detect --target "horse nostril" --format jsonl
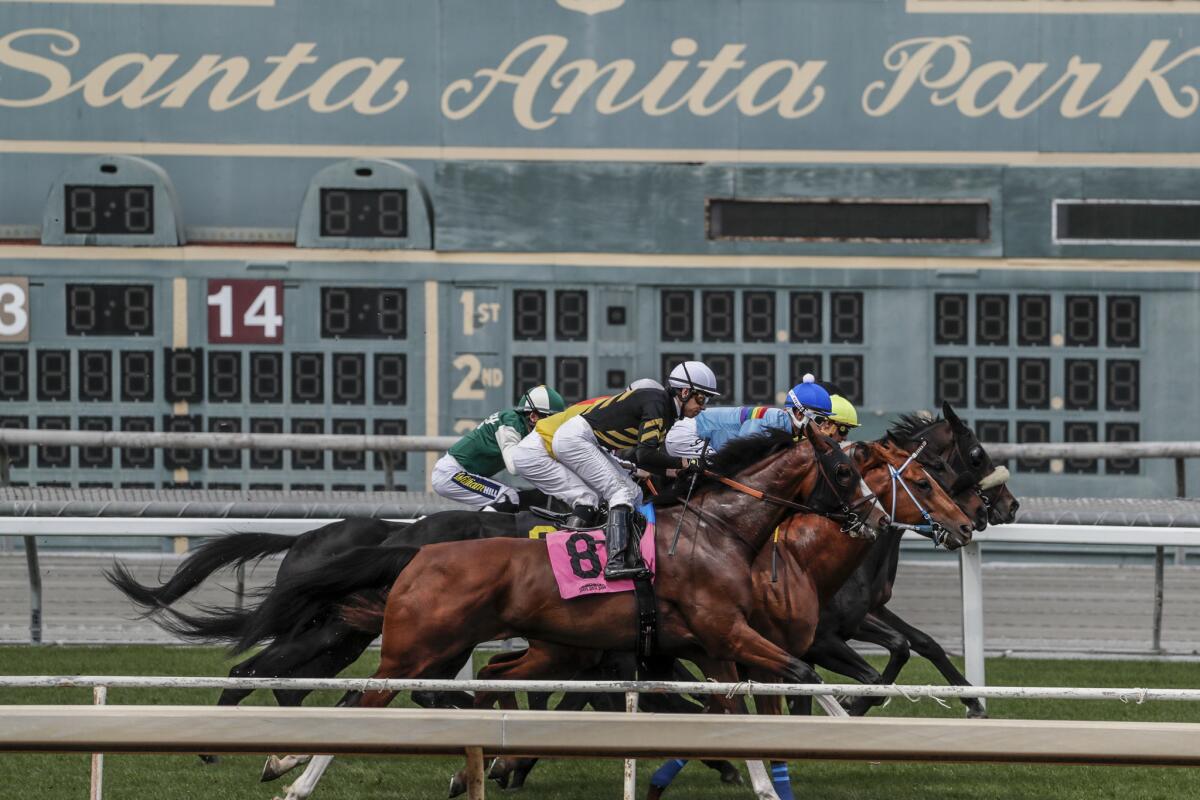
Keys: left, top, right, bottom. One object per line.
{"left": 960, "top": 523, "right": 973, "bottom": 536}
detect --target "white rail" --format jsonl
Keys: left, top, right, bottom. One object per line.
{"left": 960, "top": 522, "right": 1200, "bottom": 701}
{"left": 3, "top": 674, "right": 1199, "bottom": 703}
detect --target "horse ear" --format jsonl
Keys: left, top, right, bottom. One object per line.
{"left": 803, "top": 422, "right": 830, "bottom": 453}
{"left": 942, "top": 401, "right": 966, "bottom": 430}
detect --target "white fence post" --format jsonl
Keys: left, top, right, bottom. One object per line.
{"left": 89, "top": 685, "right": 107, "bottom": 800}
{"left": 959, "top": 540, "right": 986, "bottom": 708}
{"left": 623, "top": 691, "right": 638, "bottom": 800}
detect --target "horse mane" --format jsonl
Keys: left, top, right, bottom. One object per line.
{"left": 699, "top": 427, "right": 798, "bottom": 488}
{"left": 886, "top": 412, "right": 942, "bottom": 447}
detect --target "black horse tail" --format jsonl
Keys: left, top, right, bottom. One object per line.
{"left": 225, "top": 544, "right": 421, "bottom": 654}
{"left": 104, "top": 532, "right": 296, "bottom": 616}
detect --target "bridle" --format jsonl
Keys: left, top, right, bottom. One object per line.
{"left": 701, "top": 439, "right": 879, "bottom": 538}
{"left": 879, "top": 440, "right": 953, "bottom": 549}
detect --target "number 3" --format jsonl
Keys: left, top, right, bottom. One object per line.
{"left": 0, "top": 280, "right": 29, "bottom": 340}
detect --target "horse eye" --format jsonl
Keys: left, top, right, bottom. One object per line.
{"left": 970, "top": 447, "right": 984, "bottom": 466}
{"left": 917, "top": 479, "right": 932, "bottom": 491}
{"left": 835, "top": 464, "right": 853, "bottom": 485}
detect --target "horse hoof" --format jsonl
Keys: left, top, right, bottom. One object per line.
{"left": 448, "top": 774, "right": 467, "bottom": 798}
{"left": 719, "top": 767, "right": 743, "bottom": 785}
{"left": 261, "top": 755, "right": 286, "bottom": 783}
{"left": 967, "top": 708, "right": 989, "bottom": 720}
{"left": 198, "top": 753, "right": 219, "bottom": 765}
{"left": 505, "top": 767, "right": 531, "bottom": 790}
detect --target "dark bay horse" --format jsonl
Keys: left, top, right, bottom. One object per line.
{"left": 802, "top": 403, "right": 1019, "bottom": 719}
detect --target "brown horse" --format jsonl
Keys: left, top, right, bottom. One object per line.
{"left": 273, "top": 426, "right": 893, "bottom": 800}
{"left": 473, "top": 437, "right": 976, "bottom": 794}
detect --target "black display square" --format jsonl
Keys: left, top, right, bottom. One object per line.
{"left": 208, "top": 417, "right": 243, "bottom": 469}
{"left": 162, "top": 415, "right": 202, "bottom": 470}
{"left": 78, "top": 416, "right": 112, "bottom": 468}
{"left": 120, "top": 416, "right": 155, "bottom": 469}
{"left": 373, "top": 419, "right": 408, "bottom": 471}
{"left": 1016, "top": 420, "right": 1050, "bottom": 473}
{"left": 1063, "top": 421, "right": 1098, "bottom": 474}
{"left": 606, "top": 306, "right": 627, "bottom": 326}
{"left": 319, "top": 188, "right": 406, "bottom": 238}
{"left": 333, "top": 419, "right": 366, "bottom": 471}
{"left": 0, "top": 416, "right": 28, "bottom": 468}
{"left": 0, "top": 350, "right": 28, "bottom": 401}
{"left": 64, "top": 185, "right": 154, "bottom": 235}
{"left": 37, "top": 350, "right": 71, "bottom": 402}
{"left": 291, "top": 418, "right": 325, "bottom": 470}
{"left": 250, "top": 418, "right": 283, "bottom": 469}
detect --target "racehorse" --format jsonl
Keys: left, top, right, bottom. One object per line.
{"left": 264, "top": 426, "right": 899, "bottom": 800}
{"left": 456, "top": 436, "right": 978, "bottom": 798}
{"left": 800, "top": 403, "right": 1019, "bottom": 720}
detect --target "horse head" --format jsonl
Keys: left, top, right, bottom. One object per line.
{"left": 862, "top": 439, "right": 976, "bottom": 549}
{"left": 803, "top": 424, "right": 891, "bottom": 539}
{"left": 942, "top": 402, "right": 1020, "bottom": 525}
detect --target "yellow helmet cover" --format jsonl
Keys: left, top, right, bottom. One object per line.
{"left": 828, "top": 394, "right": 860, "bottom": 427}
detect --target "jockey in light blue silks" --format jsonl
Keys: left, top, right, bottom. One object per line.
{"left": 665, "top": 374, "right": 835, "bottom": 459}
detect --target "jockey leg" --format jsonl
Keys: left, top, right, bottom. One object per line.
{"left": 430, "top": 454, "right": 519, "bottom": 509}
{"left": 510, "top": 431, "right": 601, "bottom": 523}
{"left": 552, "top": 417, "right": 646, "bottom": 579}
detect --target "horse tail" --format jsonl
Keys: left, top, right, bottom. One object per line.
{"left": 104, "top": 532, "right": 296, "bottom": 615}
{"left": 227, "top": 545, "right": 422, "bottom": 654}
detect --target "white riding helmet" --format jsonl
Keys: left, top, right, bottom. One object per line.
{"left": 667, "top": 361, "right": 721, "bottom": 397}
{"left": 628, "top": 378, "right": 665, "bottom": 391}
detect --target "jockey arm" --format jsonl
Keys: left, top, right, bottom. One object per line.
{"left": 495, "top": 424, "right": 524, "bottom": 474}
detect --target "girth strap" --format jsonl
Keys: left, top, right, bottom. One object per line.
{"left": 633, "top": 574, "right": 657, "bottom": 671}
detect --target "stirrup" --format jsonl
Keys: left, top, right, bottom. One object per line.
{"left": 530, "top": 506, "right": 602, "bottom": 530}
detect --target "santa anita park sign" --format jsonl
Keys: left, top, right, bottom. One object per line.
{"left": 0, "top": 0, "right": 1197, "bottom": 155}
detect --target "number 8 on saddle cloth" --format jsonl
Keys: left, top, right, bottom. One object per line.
{"left": 546, "top": 503, "right": 657, "bottom": 600}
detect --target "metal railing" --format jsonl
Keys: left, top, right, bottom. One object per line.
{"left": 1, "top": 430, "right": 1198, "bottom": 652}
{"left": 7, "top": 675, "right": 1200, "bottom": 800}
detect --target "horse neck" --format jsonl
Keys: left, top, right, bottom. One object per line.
{"left": 699, "top": 442, "right": 819, "bottom": 559}
{"left": 781, "top": 518, "right": 873, "bottom": 605}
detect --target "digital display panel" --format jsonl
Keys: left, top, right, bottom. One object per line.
{"left": 1017, "top": 295, "right": 1051, "bottom": 347}
{"left": 78, "top": 350, "right": 112, "bottom": 402}
{"left": 319, "top": 188, "right": 406, "bottom": 238}
{"left": 119, "top": 416, "right": 155, "bottom": 470}
{"left": 702, "top": 291, "right": 735, "bottom": 343}
{"left": 249, "top": 352, "right": 284, "bottom": 403}
{"left": 1065, "top": 295, "right": 1100, "bottom": 347}
{"left": 555, "top": 356, "right": 588, "bottom": 403}
{"left": 934, "top": 294, "right": 968, "bottom": 345}
{"left": 333, "top": 353, "right": 366, "bottom": 405}
{"left": 789, "top": 292, "right": 821, "bottom": 343}
{"left": 120, "top": 351, "right": 154, "bottom": 403}
{"left": 37, "top": 350, "right": 70, "bottom": 402}
{"left": 513, "top": 290, "right": 547, "bottom": 341}
{"left": 742, "top": 292, "right": 775, "bottom": 343}
{"left": 830, "top": 355, "right": 864, "bottom": 405}
{"left": 661, "top": 290, "right": 693, "bottom": 342}
{"left": 555, "top": 290, "right": 588, "bottom": 341}
{"left": 830, "top": 293, "right": 863, "bottom": 344}
{"left": 64, "top": 185, "right": 154, "bottom": 235}
{"left": 208, "top": 351, "right": 242, "bottom": 403}
{"left": 975, "top": 294, "right": 1009, "bottom": 346}
{"left": 374, "top": 353, "right": 407, "bottom": 405}
{"left": 320, "top": 288, "right": 406, "bottom": 340}
{"left": 0, "top": 350, "right": 28, "bottom": 401}
{"left": 513, "top": 356, "right": 546, "bottom": 397}
{"left": 935, "top": 356, "right": 968, "bottom": 406}
{"left": 742, "top": 353, "right": 775, "bottom": 404}
{"left": 67, "top": 284, "right": 153, "bottom": 337}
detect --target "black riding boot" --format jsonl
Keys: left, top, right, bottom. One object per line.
{"left": 565, "top": 504, "right": 600, "bottom": 529}
{"left": 604, "top": 504, "right": 647, "bottom": 580}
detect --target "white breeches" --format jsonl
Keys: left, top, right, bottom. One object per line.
{"left": 430, "top": 454, "right": 519, "bottom": 508}
{"left": 552, "top": 415, "right": 642, "bottom": 509}
{"left": 509, "top": 431, "right": 598, "bottom": 508}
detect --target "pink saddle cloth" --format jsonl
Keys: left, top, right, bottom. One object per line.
{"left": 546, "top": 520, "right": 657, "bottom": 600}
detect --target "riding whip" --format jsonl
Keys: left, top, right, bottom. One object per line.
{"left": 669, "top": 440, "right": 709, "bottom": 556}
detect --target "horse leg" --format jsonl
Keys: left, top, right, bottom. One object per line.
{"left": 258, "top": 622, "right": 376, "bottom": 782}
{"left": 800, "top": 633, "right": 885, "bottom": 717}
{"left": 841, "top": 615, "right": 911, "bottom": 715}
{"left": 872, "top": 606, "right": 987, "bottom": 718}
{"left": 451, "top": 644, "right": 599, "bottom": 797}
{"left": 198, "top": 651, "right": 264, "bottom": 764}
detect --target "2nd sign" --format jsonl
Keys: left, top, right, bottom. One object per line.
{"left": 206, "top": 280, "right": 284, "bottom": 344}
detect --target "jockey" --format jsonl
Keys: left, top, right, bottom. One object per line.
{"left": 827, "top": 392, "right": 862, "bottom": 443}
{"left": 508, "top": 380, "right": 666, "bottom": 529}
{"left": 430, "top": 385, "right": 566, "bottom": 511}
{"left": 555, "top": 361, "right": 720, "bottom": 580}
{"left": 664, "top": 373, "right": 834, "bottom": 458}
